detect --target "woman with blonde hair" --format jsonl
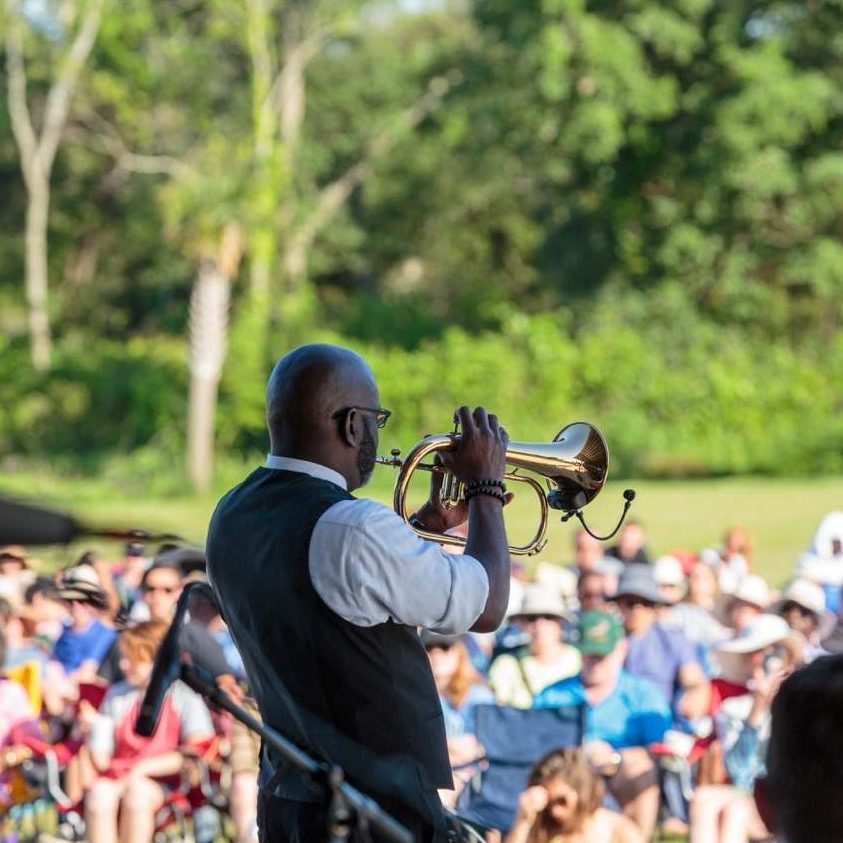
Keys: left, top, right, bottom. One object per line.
{"left": 507, "top": 748, "right": 642, "bottom": 843}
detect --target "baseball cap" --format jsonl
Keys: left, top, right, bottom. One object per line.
{"left": 577, "top": 610, "right": 623, "bottom": 656}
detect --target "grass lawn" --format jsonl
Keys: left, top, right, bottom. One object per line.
{"left": 2, "top": 464, "right": 840, "bottom": 586}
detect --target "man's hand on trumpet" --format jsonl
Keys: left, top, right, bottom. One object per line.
{"left": 413, "top": 406, "right": 510, "bottom": 533}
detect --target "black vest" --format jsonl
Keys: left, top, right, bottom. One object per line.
{"left": 206, "top": 468, "right": 451, "bottom": 827}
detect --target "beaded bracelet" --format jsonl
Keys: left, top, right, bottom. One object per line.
{"left": 466, "top": 478, "right": 507, "bottom": 494}
{"left": 464, "top": 487, "right": 506, "bottom": 504}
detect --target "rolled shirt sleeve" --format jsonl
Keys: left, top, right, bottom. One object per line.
{"left": 309, "top": 498, "right": 489, "bottom": 633}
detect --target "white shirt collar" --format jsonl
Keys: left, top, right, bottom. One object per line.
{"left": 264, "top": 454, "right": 348, "bottom": 490}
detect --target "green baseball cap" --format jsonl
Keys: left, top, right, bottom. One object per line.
{"left": 577, "top": 610, "right": 623, "bottom": 656}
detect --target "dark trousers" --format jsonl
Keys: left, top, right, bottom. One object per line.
{"left": 257, "top": 790, "right": 442, "bottom": 843}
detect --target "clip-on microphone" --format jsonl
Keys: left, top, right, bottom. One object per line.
{"left": 554, "top": 488, "right": 637, "bottom": 542}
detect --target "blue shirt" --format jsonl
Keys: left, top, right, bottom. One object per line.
{"left": 625, "top": 623, "right": 699, "bottom": 710}
{"left": 440, "top": 683, "right": 495, "bottom": 738}
{"left": 534, "top": 670, "right": 670, "bottom": 749}
{"left": 53, "top": 620, "right": 117, "bottom": 673}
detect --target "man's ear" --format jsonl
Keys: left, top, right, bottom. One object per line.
{"left": 339, "top": 407, "right": 360, "bottom": 447}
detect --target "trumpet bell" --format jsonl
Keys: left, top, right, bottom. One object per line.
{"left": 379, "top": 420, "right": 610, "bottom": 556}
{"left": 507, "top": 422, "right": 609, "bottom": 513}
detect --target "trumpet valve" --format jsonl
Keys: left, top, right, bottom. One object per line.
{"left": 439, "top": 472, "right": 464, "bottom": 510}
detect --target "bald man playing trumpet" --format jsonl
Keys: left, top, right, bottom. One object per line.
{"left": 207, "top": 343, "right": 511, "bottom": 842}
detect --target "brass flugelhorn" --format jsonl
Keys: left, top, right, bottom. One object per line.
{"left": 376, "top": 422, "right": 610, "bottom": 556}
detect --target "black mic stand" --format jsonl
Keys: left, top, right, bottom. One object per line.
{"left": 179, "top": 662, "right": 414, "bottom": 843}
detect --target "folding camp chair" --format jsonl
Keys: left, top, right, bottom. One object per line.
{"left": 454, "top": 703, "right": 586, "bottom": 834}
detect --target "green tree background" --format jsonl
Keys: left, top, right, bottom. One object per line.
{"left": 2, "top": 0, "right": 842, "bottom": 490}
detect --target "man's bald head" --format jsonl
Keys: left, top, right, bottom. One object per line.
{"left": 266, "top": 344, "right": 379, "bottom": 463}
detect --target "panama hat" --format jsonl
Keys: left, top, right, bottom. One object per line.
{"left": 715, "top": 614, "right": 790, "bottom": 654}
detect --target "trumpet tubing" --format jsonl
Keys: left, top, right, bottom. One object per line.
{"left": 376, "top": 422, "right": 609, "bottom": 556}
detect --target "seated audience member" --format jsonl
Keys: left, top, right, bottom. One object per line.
{"left": 83, "top": 621, "right": 215, "bottom": 843}
{"left": 764, "top": 654, "right": 843, "bottom": 843}
{"left": 0, "top": 546, "right": 36, "bottom": 607}
{"left": 771, "top": 578, "right": 827, "bottom": 661}
{"left": 110, "top": 542, "right": 149, "bottom": 615}
{"left": 794, "top": 511, "right": 843, "bottom": 611}
{"left": 819, "top": 585, "right": 843, "bottom": 656}
{"left": 577, "top": 570, "right": 609, "bottom": 615}
{"left": 53, "top": 566, "right": 116, "bottom": 682}
{"left": 489, "top": 585, "right": 580, "bottom": 708}
{"left": 506, "top": 747, "right": 642, "bottom": 843}
{"left": 568, "top": 530, "right": 622, "bottom": 598}
{"left": 723, "top": 575, "right": 769, "bottom": 633}
{"left": 22, "top": 576, "right": 68, "bottom": 646}
{"left": 186, "top": 577, "right": 258, "bottom": 843}
{"left": 0, "top": 633, "right": 42, "bottom": 806}
{"left": 605, "top": 521, "right": 650, "bottom": 567}
{"left": 99, "top": 562, "right": 232, "bottom": 689}
{"left": 661, "top": 560, "right": 730, "bottom": 667}
{"left": 535, "top": 610, "right": 670, "bottom": 840}
{"left": 653, "top": 555, "right": 687, "bottom": 608}
{"left": 613, "top": 565, "right": 709, "bottom": 720}
{"left": 186, "top": 577, "right": 246, "bottom": 680}
{"left": 691, "top": 614, "right": 803, "bottom": 843}
{"left": 0, "top": 594, "right": 69, "bottom": 716}
{"left": 423, "top": 632, "right": 493, "bottom": 772}
{"left": 702, "top": 527, "right": 753, "bottom": 595}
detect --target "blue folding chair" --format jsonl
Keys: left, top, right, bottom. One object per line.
{"left": 454, "top": 703, "right": 586, "bottom": 834}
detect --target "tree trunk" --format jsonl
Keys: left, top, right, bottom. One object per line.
{"left": 25, "top": 175, "right": 52, "bottom": 371}
{"left": 187, "top": 258, "right": 232, "bottom": 494}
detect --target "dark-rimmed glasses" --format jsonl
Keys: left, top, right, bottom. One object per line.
{"left": 331, "top": 406, "right": 392, "bottom": 429}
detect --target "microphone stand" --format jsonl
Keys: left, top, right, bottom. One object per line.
{"left": 137, "top": 584, "right": 413, "bottom": 843}
{"left": 179, "top": 662, "right": 414, "bottom": 843}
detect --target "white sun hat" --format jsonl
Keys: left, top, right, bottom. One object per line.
{"left": 771, "top": 578, "right": 826, "bottom": 618}
{"left": 715, "top": 613, "right": 790, "bottom": 654}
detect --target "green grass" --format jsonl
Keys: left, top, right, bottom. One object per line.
{"left": 3, "top": 464, "right": 841, "bottom": 586}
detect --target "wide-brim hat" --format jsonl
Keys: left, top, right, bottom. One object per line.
{"left": 612, "top": 563, "right": 665, "bottom": 605}
{"left": 511, "top": 584, "right": 567, "bottom": 620}
{"left": 771, "top": 578, "right": 826, "bottom": 618}
{"left": 729, "top": 574, "right": 770, "bottom": 611}
{"left": 715, "top": 614, "right": 790, "bottom": 654}
{"left": 0, "top": 545, "right": 29, "bottom": 568}
{"left": 57, "top": 565, "right": 108, "bottom": 609}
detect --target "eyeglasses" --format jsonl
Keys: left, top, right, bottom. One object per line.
{"left": 331, "top": 406, "right": 392, "bottom": 429}
{"left": 615, "top": 596, "right": 655, "bottom": 610}
{"left": 143, "top": 584, "right": 179, "bottom": 595}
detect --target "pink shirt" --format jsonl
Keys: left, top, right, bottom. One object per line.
{"left": 0, "top": 679, "right": 39, "bottom": 748}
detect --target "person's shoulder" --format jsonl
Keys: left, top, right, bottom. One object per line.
{"left": 617, "top": 670, "right": 667, "bottom": 705}
{"left": 534, "top": 674, "right": 582, "bottom": 707}
{"left": 318, "top": 496, "right": 394, "bottom": 527}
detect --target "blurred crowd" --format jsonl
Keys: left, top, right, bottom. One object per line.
{"left": 1, "top": 511, "right": 843, "bottom": 842}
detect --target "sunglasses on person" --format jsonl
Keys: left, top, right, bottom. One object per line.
{"left": 615, "top": 596, "right": 656, "bottom": 610}
{"left": 523, "top": 614, "right": 562, "bottom": 623}
{"left": 331, "top": 406, "right": 392, "bottom": 429}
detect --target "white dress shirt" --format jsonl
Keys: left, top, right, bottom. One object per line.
{"left": 265, "top": 455, "right": 490, "bottom": 633}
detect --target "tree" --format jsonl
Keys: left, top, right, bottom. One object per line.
{"left": 4, "top": 0, "right": 107, "bottom": 370}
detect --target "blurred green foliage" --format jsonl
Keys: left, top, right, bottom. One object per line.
{"left": 2, "top": 0, "right": 843, "bottom": 484}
